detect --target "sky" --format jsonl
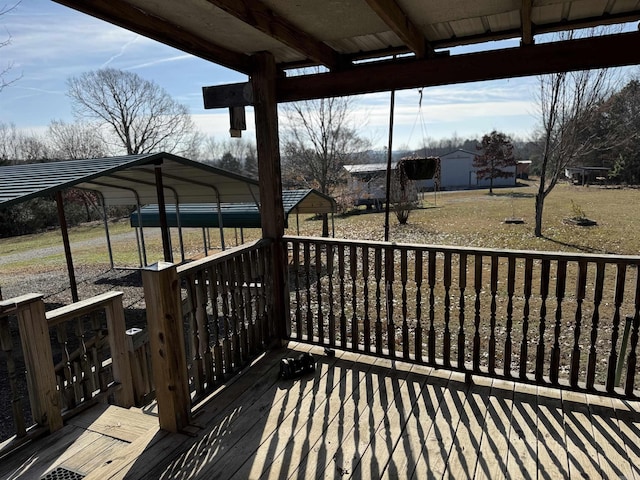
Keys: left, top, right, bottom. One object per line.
{"left": 0, "top": 0, "right": 545, "bottom": 152}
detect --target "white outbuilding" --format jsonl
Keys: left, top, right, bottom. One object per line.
{"left": 417, "top": 149, "right": 517, "bottom": 191}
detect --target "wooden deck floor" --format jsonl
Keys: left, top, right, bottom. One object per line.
{"left": 3, "top": 342, "right": 640, "bottom": 479}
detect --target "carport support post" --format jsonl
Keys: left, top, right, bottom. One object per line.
{"left": 253, "top": 51, "right": 289, "bottom": 343}
{"left": 56, "top": 191, "right": 79, "bottom": 302}
{"left": 154, "top": 165, "right": 173, "bottom": 262}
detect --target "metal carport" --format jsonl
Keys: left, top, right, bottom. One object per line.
{"left": 0, "top": 152, "right": 261, "bottom": 300}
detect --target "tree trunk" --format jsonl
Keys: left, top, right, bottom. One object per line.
{"left": 535, "top": 191, "right": 545, "bottom": 237}
{"left": 321, "top": 213, "right": 329, "bottom": 237}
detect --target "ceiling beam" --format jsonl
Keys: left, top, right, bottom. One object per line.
{"left": 521, "top": 0, "right": 534, "bottom": 45}
{"left": 364, "top": 0, "right": 431, "bottom": 58}
{"left": 276, "top": 31, "right": 640, "bottom": 102}
{"left": 53, "top": 0, "right": 252, "bottom": 74}
{"left": 205, "top": 0, "right": 342, "bottom": 70}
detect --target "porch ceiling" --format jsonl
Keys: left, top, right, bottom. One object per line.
{"left": 0, "top": 152, "right": 260, "bottom": 208}
{"left": 53, "top": 0, "right": 640, "bottom": 97}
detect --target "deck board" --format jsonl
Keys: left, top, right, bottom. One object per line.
{"left": 474, "top": 379, "right": 515, "bottom": 479}
{"left": 536, "top": 385, "right": 569, "bottom": 480}
{"left": 4, "top": 342, "right": 640, "bottom": 480}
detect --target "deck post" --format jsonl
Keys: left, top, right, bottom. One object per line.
{"left": 142, "top": 262, "right": 191, "bottom": 432}
{"left": 252, "top": 51, "right": 290, "bottom": 342}
{"left": 104, "top": 294, "right": 135, "bottom": 408}
{"left": 12, "top": 294, "right": 64, "bottom": 432}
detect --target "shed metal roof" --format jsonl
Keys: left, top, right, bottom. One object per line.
{"left": 0, "top": 153, "right": 260, "bottom": 209}
{"left": 129, "top": 189, "right": 337, "bottom": 229}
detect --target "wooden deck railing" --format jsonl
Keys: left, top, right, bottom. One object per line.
{"left": 285, "top": 236, "right": 640, "bottom": 399}
{"left": 141, "top": 239, "right": 275, "bottom": 431}
{"left": 177, "top": 239, "right": 274, "bottom": 404}
{"left": 0, "top": 291, "right": 134, "bottom": 449}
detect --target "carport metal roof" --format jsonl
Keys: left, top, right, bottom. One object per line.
{"left": 0, "top": 152, "right": 260, "bottom": 209}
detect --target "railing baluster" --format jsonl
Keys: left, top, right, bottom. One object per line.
{"left": 504, "top": 256, "right": 516, "bottom": 378}
{"left": 385, "top": 246, "right": 396, "bottom": 358}
{"left": 401, "top": 249, "right": 410, "bottom": 360}
{"left": 428, "top": 250, "right": 436, "bottom": 364}
{"left": 625, "top": 267, "right": 640, "bottom": 396}
{"left": 292, "top": 241, "right": 302, "bottom": 339}
{"left": 536, "top": 259, "right": 551, "bottom": 382}
{"left": 228, "top": 259, "right": 241, "bottom": 369}
{"left": 218, "top": 262, "right": 232, "bottom": 375}
{"left": 443, "top": 251, "right": 452, "bottom": 367}
{"left": 242, "top": 251, "right": 254, "bottom": 355}
{"left": 57, "top": 324, "right": 75, "bottom": 408}
{"left": 362, "top": 245, "right": 370, "bottom": 353}
{"left": 327, "top": 243, "right": 336, "bottom": 347}
{"left": 550, "top": 260, "right": 567, "bottom": 384}
{"left": 207, "top": 265, "right": 224, "bottom": 383}
{"left": 0, "top": 315, "right": 26, "bottom": 437}
{"left": 489, "top": 255, "right": 498, "bottom": 375}
{"left": 375, "top": 247, "right": 383, "bottom": 354}
{"left": 519, "top": 258, "right": 533, "bottom": 380}
{"left": 338, "top": 244, "right": 347, "bottom": 348}
{"left": 191, "top": 271, "right": 205, "bottom": 394}
{"left": 606, "top": 263, "right": 627, "bottom": 392}
{"left": 457, "top": 253, "right": 467, "bottom": 369}
{"left": 586, "top": 262, "right": 605, "bottom": 390}
{"left": 235, "top": 255, "right": 248, "bottom": 363}
{"left": 473, "top": 254, "right": 482, "bottom": 372}
{"left": 75, "top": 316, "right": 92, "bottom": 401}
{"left": 570, "top": 260, "right": 588, "bottom": 387}
{"left": 304, "top": 242, "right": 313, "bottom": 341}
{"left": 350, "top": 244, "right": 359, "bottom": 350}
{"left": 316, "top": 242, "right": 324, "bottom": 344}
{"left": 415, "top": 250, "right": 424, "bottom": 363}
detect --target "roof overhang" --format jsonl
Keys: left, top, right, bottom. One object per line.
{"left": 54, "top": 0, "right": 640, "bottom": 93}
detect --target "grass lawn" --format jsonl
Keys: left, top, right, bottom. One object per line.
{"left": 1, "top": 179, "right": 639, "bottom": 275}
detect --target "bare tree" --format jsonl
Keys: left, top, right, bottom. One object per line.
{"left": 474, "top": 130, "right": 515, "bottom": 194}
{"left": 48, "top": 120, "right": 106, "bottom": 160}
{"left": 534, "top": 32, "right": 617, "bottom": 237}
{"left": 67, "top": 68, "right": 198, "bottom": 155}
{"left": 282, "top": 96, "right": 370, "bottom": 236}
{"left": 0, "top": 3, "right": 20, "bottom": 94}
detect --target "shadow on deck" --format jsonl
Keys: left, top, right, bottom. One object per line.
{"left": 3, "top": 342, "right": 640, "bottom": 479}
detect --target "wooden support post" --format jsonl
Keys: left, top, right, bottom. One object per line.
{"left": 252, "top": 51, "right": 289, "bottom": 342}
{"left": 142, "top": 262, "right": 190, "bottom": 432}
{"left": 104, "top": 294, "right": 135, "bottom": 408}
{"left": 13, "top": 294, "right": 64, "bottom": 432}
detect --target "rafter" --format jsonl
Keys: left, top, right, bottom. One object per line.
{"left": 53, "top": 0, "right": 252, "bottom": 74}
{"left": 521, "top": 0, "right": 534, "bottom": 45}
{"left": 205, "top": 0, "right": 341, "bottom": 70}
{"left": 365, "top": 0, "right": 431, "bottom": 58}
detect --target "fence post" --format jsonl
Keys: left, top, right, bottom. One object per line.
{"left": 104, "top": 294, "right": 135, "bottom": 408}
{"left": 142, "top": 262, "right": 190, "bottom": 432}
{"left": 13, "top": 294, "right": 63, "bottom": 432}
